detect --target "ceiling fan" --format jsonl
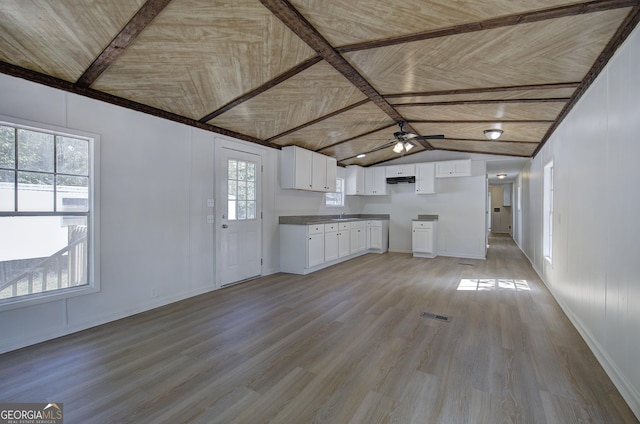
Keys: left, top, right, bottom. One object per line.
{"left": 374, "top": 121, "right": 445, "bottom": 154}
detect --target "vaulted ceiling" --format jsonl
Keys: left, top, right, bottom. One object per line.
{"left": 1, "top": 0, "right": 638, "bottom": 166}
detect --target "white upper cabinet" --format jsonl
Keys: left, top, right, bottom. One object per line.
{"left": 364, "top": 167, "right": 387, "bottom": 195}
{"left": 435, "top": 159, "right": 471, "bottom": 178}
{"left": 345, "top": 165, "right": 365, "bottom": 195}
{"left": 281, "top": 145, "right": 337, "bottom": 192}
{"left": 385, "top": 164, "right": 415, "bottom": 178}
{"left": 415, "top": 162, "right": 435, "bottom": 194}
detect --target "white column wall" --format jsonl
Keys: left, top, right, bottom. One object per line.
{"left": 520, "top": 25, "right": 640, "bottom": 418}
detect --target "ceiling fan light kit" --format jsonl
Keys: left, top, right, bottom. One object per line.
{"left": 484, "top": 129, "right": 504, "bottom": 140}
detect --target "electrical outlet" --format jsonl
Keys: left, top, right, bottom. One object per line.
{"left": 207, "top": 215, "right": 214, "bottom": 224}
{"left": 207, "top": 198, "right": 214, "bottom": 208}
{"left": 151, "top": 288, "right": 159, "bottom": 298}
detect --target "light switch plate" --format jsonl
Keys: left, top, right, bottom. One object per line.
{"left": 207, "top": 199, "right": 214, "bottom": 208}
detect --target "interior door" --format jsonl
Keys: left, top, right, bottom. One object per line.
{"left": 217, "top": 147, "right": 262, "bottom": 286}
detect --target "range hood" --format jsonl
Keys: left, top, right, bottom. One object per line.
{"left": 386, "top": 176, "right": 415, "bottom": 184}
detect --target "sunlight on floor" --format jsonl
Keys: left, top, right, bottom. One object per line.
{"left": 457, "top": 278, "right": 530, "bottom": 291}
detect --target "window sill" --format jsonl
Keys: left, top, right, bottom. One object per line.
{"left": 0, "top": 283, "right": 100, "bottom": 312}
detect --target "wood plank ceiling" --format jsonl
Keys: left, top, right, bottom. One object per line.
{"left": 1, "top": 0, "right": 639, "bottom": 166}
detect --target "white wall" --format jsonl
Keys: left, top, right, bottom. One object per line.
{"left": 519, "top": 25, "right": 640, "bottom": 418}
{"left": 0, "top": 74, "right": 220, "bottom": 353}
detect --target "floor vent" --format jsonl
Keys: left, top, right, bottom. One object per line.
{"left": 420, "top": 312, "right": 451, "bottom": 322}
{"left": 458, "top": 262, "right": 475, "bottom": 266}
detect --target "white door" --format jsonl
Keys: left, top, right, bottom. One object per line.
{"left": 217, "top": 147, "right": 262, "bottom": 286}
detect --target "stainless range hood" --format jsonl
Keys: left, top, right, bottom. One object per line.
{"left": 386, "top": 176, "right": 415, "bottom": 184}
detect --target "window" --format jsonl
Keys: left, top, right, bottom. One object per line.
{"left": 325, "top": 178, "right": 344, "bottom": 207}
{"left": 543, "top": 161, "right": 554, "bottom": 262}
{"left": 227, "top": 159, "right": 256, "bottom": 220}
{"left": 0, "top": 119, "right": 97, "bottom": 308}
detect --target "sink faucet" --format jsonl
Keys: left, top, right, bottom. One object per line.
{"left": 340, "top": 212, "right": 345, "bottom": 218}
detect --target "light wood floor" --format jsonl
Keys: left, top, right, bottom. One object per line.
{"left": 0, "top": 235, "right": 637, "bottom": 423}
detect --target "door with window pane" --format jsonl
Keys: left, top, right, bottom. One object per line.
{"left": 217, "top": 147, "right": 261, "bottom": 286}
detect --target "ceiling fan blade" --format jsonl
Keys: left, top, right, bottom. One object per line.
{"left": 414, "top": 134, "right": 445, "bottom": 140}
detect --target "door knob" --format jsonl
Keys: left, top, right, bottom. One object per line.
{"left": 222, "top": 224, "right": 228, "bottom": 229}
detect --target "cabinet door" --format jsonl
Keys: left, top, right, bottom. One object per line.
{"left": 350, "top": 227, "right": 366, "bottom": 253}
{"left": 324, "top": 231, "right": 339, "bottom": 262}
{"left": 294, "top": 147, "right": 313, "bottom": 189}
{"left": 311, "top": 153, "right": 327, "bottom": 192}
{"left": 369, "top": 226, "right": 382, "bottom": 249}
{"left": 386, "top": 164, "right": 415, "bottom": 177}
{"left": 365, "top": 167, "right": 387, "bottom": 195}
{"left": 345, "top": 165, "right": 364, "bottom": 195}
{"left": 415, "top": 162, "right": 435, "bottom": 194}
{"left": 325, "top": 156, "right": 337, "bottom": 192}
{"left": 308, "top": 233, "right": 325, "bottom": 267}
{"left": 338, "top": 231, "right": 350, "bottom": 257}
{"left": 412, "top": 228, "right": 433, "bottom": 253}
{"left": 435, "top": 159, "right": 471, "bottom": 178}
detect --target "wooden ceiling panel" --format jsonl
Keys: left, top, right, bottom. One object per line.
{"left": 290, "top": 0, "right": 586, "bottom": 47}
{"left": 409, "top": 122, "right": 551, "bottom": 143}
{"left": 271, "top": 102, "right": 393, "bottom": 151}
{"left": 429, "top": 139, "right": 538, "bottom": 156}
{"left": 207, "top": 61, "right": 368, "bottom": 139}
{"left": 397, "top": 102, "right": 567, "bottom": 122}
{"left": 92, "top": 0, "right": 317, "bottom": 120}
{"left": 2, "top": 1, "right": 637, "bottom": 162}
{"left": 344, "top": 9, "right": 631, "bottom": 95}
{"left": 0, "top": 0, "right": 145, "bottom": 82}
{"left": 388, "top": 87, "right": 577, "bottom": 104}
{"left": 322, "top": 128, "right": 398, "bottom": 161}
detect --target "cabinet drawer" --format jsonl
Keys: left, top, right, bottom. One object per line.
{"left": 324, "top": 223, "right": 338, "bottom": 232}
{"left": 412, "top": 221, "right": 433, "bottom": 229}
{"left": 339, "top": 222, "right": 350, "bottom": 230}
{"left": 367, "top": 220, "right": 382, "bottom": 227}
{"left": 307, "top": 224, "right": 324, "bottom": 235}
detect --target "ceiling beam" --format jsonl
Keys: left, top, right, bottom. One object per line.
{"left": 409, "top": 119, "right": 555, "bottom": 124}
{"left": 391, "top": 98, "right": 569, "bottom": 107}
{"left": 76, "top": 0, "right": 173, "bottom": 87}
{"left": 259, "top": 0, "right": 432, "bottom": 149}
{"left": 383, "top": 82, "right": 580, "bottom": 99}
{"left": 337, "top": 0, "right": 638, "bottom": 53}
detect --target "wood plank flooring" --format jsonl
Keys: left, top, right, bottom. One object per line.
{"left": 0, "top": 234, "right": 637, "bottom": 423}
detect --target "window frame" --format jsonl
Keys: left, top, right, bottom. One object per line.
{"left": 0, "top": 116, "right": 100, "bottom": 311}
{"left": 325, "top": 177, "right": 345, "bottom": 207}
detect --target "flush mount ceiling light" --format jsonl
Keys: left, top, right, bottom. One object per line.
{"left": 356, "top": 153, "right": 366, "bottom": 158}
{"left": 497, "top": 173, "right": 507, "bottom": 179}
{"left": 483, "top": 129, "right": 504, "bottom": 140}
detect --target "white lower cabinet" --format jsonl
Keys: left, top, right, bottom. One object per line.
{"left": 307, "top": 225, "right": 325, "bottom": 267}
{"left": 366, "top": 220, "right": 388, "bottom": 252}
{"left": 412, "top": 220, "right": 437, "bottom": 258}
{"left": 349, "top": 221, "right": 367, "bottom": 254}
{"left": 324, "top": 223, "right": 339, "bottom": 262}
{"left": 280, "top": 219, "right": 388, "bottom": 275}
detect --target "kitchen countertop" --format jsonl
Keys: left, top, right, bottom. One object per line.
{"left": 413, "top": 214, "right": 439, "bottom": 221}
{"left": 279, "top": 214, "right": 390, "bottom": 225}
